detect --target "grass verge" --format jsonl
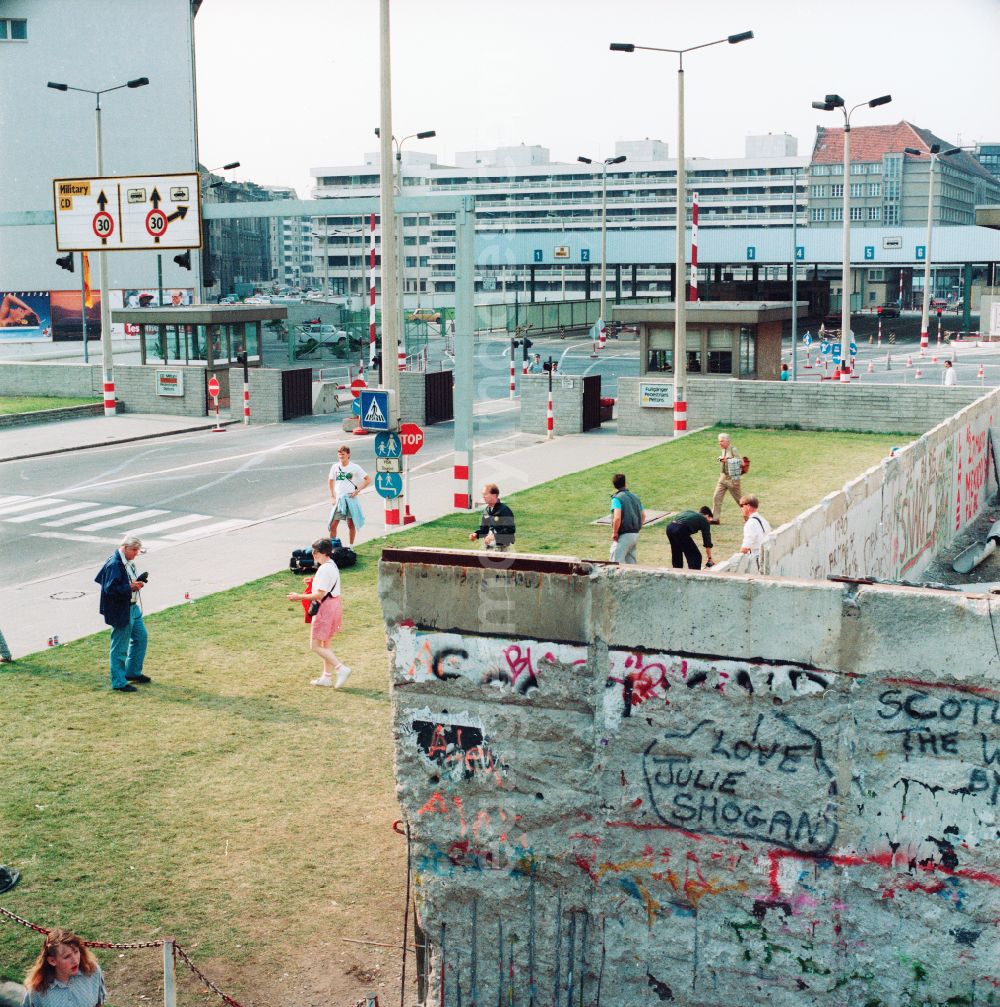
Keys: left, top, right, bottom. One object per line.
{"left": 0, "top": 395, "right": 100, "bottom": 415}
{"left": 0, "top": 426, "right": 905, "bottom": 1005}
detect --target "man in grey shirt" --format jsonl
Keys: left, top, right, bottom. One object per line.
{"left": 610, "top": 473, "right": 645, "bottom": 564}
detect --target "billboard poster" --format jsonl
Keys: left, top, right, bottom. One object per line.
{"left": 0, "top": 291, "right": 51, "bottom": 342}
{"left": 50, "top": 290, "right": 101, "bottom": 342}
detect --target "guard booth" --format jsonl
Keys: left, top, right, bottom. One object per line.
{"left": 110, "top": 304, "right": 286, "bottom": 370}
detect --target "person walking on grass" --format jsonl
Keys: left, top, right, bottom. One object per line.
{"left": 469, "top": 484, "right": 516, "bottom": 551}
{"left": 711, "top": 432, "right": 743, "bottom": 524}
{"left": 95, "top": 533, "right": 151, "bottom": 693}
{"left": 665, "top": 506, "right": 715, "bottom": 570}
{"left": 610, "top": 473, "right": 645, "bottom": 564}
{"left": 287, "top": 538, "right": 352, "bottom": 688}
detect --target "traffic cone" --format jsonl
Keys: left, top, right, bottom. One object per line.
{"left": 906, "top": 355, "right": 913, "bottom": 368}
{"left": 914, "top": 367, "right": 923, "bottom": 380}
{"left": 931, "top": 353, "right": 938, "bottom": 364}
{"left": 978, "top": 363, "right": 985, "bottom": 383}
{"left": 867, "top": 360, "right": 874, "bottom": 374}
{"left": 832, "top": 365, "right": 841, "bottom": 381}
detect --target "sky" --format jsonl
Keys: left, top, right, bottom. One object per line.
{"left": 193, "top": 0, "right": 1000, "bottom": 199}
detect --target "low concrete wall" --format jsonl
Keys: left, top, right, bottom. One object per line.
{"left": 382, "top": 549, "right": 1000, "bottom": 1007}
{"left": 0, "top": 361, "right": 101, "bottom": 397}
{"left": 0, "top": 402, "right": 105, "bottom": 428}
{"left": 520, "top": 373, "right": 585, "bottom": 435}
{"left": 114, "top": 364, "right": 208, "bottom": 417}
{"left": 247, "top": 368, "right": 287, "bottom": 424}
{"left": 400, "top": 370, "right": 426, "bottom": 425}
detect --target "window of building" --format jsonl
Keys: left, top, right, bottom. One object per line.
{"left": 813, "top": 165, "right": 831, "bottom": 176}
{"left": 811, "top": 184, "right": 826, "bottom": 197}
{"left": 868, "top": 269, "right": 885, "bottom": 281}
{"left": 850, "top": 183, "right": 864, "bottom": 197}
{"left": 868, "top": 182, "right": 881, "bottom": 197}
{"left": 811, "top": 208, "right": 826, "bottom": 222}
{"left": 739, "top": 326, "right": 756, "bottom": 377}
{"left": 850, "top": 206, "right": 863, "bottom": 221}
{"left": 868, "top": 206, "right": 880, "bottom": 220}
{"left": 851, "top": 163, "right": 867, "bottom": 174}
{"left": 869, "top": 163, "right": 882, "bottom": 175}
{"left": 831, "top": 183, "right": 843, "bottom": 198}
{"left": 0, "top": 18, "right": 27, "bottom": 39}
{"left": 830, "top": 164, "right": 843, "bottom": 176}
{"left": 831, "top": 207, "right": 843, "bottom": 221}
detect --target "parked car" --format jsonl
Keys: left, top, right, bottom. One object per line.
{"left": 408, "top": 308, "right": 441, "bottom": 323}
{"left": 877, "top": 303, "right": 900, "bottom": 318}
{"left": 301, "top": 323, "right": 350, "bottom": 347}
{"left": 930, "top": 297, "right": 948, "bottom": 309}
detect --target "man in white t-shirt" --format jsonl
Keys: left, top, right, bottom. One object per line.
{"left": 942, "top": 360, "right": 957, "bottom": 386}
{"left": 328, "top": 445, "right": 372, "bottom": 545}
{"left": 738, "top": 494, "right": 772, "bottom": 566}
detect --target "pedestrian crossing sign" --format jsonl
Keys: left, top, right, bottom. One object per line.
{"left": 358, "top": 388, "right": 397, "bottom": 432}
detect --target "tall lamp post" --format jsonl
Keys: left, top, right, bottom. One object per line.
{"left": 47, "top": 76, "right": 149, "bottom": 417}
{"left": 811, "top": 92, "right": 892, "bottom": 381}
{"left": 904, "top": 144, "right": 960, "bottom": 351}
{"left": 578, "top": 154, "right": 626, "bottom": 329}
{"left": 612, "top": 32, "right": 752, "bottom": 432}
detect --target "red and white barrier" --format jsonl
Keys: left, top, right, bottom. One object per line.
{"left": 674, "top": 397, "right": 687, "bottom": 433}
{"left": 509, "top": 357, "right": 516, "bottom": 399}
{"left": 103, "top": 375, "right": 115, "bottom": 417}
{"left": 243, "top": 381, "right": 250, "bottom": 424}
{"left": 398, "top": 348, "right": 406, "bottom": 372}
{"left": 453, "top": 451, "right": 471, "bottom": 510}
{"left": 546, "top": 388, "right": 554, "bottom": 439}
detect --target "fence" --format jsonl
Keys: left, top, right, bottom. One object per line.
{"left": 474, "top": 295, "right": 666, "bottom": 334}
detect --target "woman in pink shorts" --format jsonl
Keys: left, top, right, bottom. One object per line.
{"left": 287, "top": 538, "right": 352, "bottom": 688}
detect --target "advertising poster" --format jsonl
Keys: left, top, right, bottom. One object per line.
{"left": 0, "top": 291, "right": 51, "bottom": 342}
{"left": 50, "top": 290, "right": 101, "bottom": 342}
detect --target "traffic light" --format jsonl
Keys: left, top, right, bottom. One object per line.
{"left": 174, "top": 250, "right": 192, "bottom": 270}
{"left": 523, "top": 337, "right": 533, "bottom": 350}
{"left": 56, "top": 253, "right": 74, "bottom": 273}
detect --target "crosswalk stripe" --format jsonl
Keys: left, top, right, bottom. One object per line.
{"left": 35, "top": 531, "right": 163, "bottom": 546}
{"left": 127, "top": 513, "right": 206, "bottom": 535}
{"left": 164, "top": 518, "right": 250, "bottom": 540}
{"left": 75, "top": 509, "right": 168, "bottom": 531}
{"left": 5, "top": 501, "right": 96, "bottom": 523}
{"left": 43, "top": 503, "right": 134, "bottom": 527}
{"left": 0, "top": 497, "right": 63, "bottom": 516}
{"left": 0, "top": 495, "right": 31, "bottom": 508}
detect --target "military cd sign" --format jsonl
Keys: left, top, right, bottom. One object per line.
{"left": 53, "top": 172, "right": 202, "bottom": 252}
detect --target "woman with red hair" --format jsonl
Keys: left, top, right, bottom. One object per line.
{"left": 22, "top": 929, "right": 105, "bottom": 1006}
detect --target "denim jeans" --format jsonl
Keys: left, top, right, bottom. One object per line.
{"left": 109, "top": 604, "right": 147, "bottom": 689}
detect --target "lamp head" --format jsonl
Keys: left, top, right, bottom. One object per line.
{"left": 222, "top": 161, "right": 240, "bottom": 170}
{"left": 868, "top": 94, "right": 892, "bottom": 108}
{"left": 416, "top": 130, "right": 436, "bottom": 140}
{"left": 811, "top": 101, "right": 834, "bottom": 111}
{"left": 824, "top": 94, "right": 845, "bottom": 107}
{"left": 727, "top": 30, "right": 754, "bottom": 44}
{"left": 127, "top": 77, "right": 149, "bottom": 88}
{"left": 943, "top": 147, "right": 961, "bottom": 156}
{"left": 608, "top": 155, "right": 627, "bottom": 165}
{"left": 929, "top": 143, "right": 941, "bottom": 155}
{"left": 374, "top": 127, "right": 380, "bottom": 137}
{"left": 609, "top": 42, "right": 635, "bottom": 52}
{"left": 903, "top": 147, "right": 922, "bottom": 156}
{"left": 577, "top": 156, "right": 593, "bottom": 165}
{"left": 47, "top": 81, "right": 69, "bottom": 91}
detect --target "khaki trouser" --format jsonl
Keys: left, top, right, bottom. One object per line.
{"left": 712, "top": 474, "right": 742, "bottom": 520}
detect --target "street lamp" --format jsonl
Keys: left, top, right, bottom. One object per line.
{"left": 578, "top": 154, "right": 626, "bottom": 328}
{"left": 47, "top": 76, "right": 149, "bottom": 416}
{"left": 811, "top": 91, "right": 892, "bottom": 381}
{"left": 904, "top": 144, "right": 961, "bottom": 350}
{"left": 612, "top": 31, "right": 753, "bottom": 432}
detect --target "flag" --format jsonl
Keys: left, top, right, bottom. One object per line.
{"left": 82, "top": 253, "right": 93, "bottom": 308}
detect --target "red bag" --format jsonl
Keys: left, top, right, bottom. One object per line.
{"left": 301, "top": 576, "right": 314, "bottom": 623}
{"left": 741, "top": 456, "right": 751, "bottom": 475}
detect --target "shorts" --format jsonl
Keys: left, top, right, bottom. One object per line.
{"left": 310, "top": 595, "right": 343, "bottom": 641}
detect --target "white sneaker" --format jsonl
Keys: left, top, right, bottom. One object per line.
{"left": 334, "top": 665, "right": 353, "bottom": 689}
{"left": 311, "top": 674, "right": 334, "bottom": 687}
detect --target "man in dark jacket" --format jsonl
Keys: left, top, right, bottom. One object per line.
{"left": 468, "top": 483, "right": 516, "bottom": 551}
{"left": 95, "top": 533, "right": 150, "bottom": 693}
{"left": 666, "top": 506, "right": 715, "bottom": 570}
{"left": 610, "top": 473, "right": 645, "bottom": 564}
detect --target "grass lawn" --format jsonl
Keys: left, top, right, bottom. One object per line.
{"left": 0, "top": 395, "right": 100, "bottom": 415}
{"left": 0, "top": 426, "right": 905, "bottom": 1005}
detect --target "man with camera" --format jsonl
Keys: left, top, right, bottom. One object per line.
{"left": 95, "top": 533, "right": 151, "bottom": 693}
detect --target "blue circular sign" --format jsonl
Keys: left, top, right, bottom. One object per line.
{"left": 374, "top": 471, "right": 403, "bottom": 499}
{"left": 352, "top": 397, "right": 362, "bottom": 416}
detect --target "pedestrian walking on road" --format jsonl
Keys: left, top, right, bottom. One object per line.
{"left": 738, "top": 495, "right": 772, "bottom": 567}
{"left": 666, "top": 506, "right": 715, "bottom": 570}
{"left": 711, "top": 432, "right": 743, "bottom": 524}
{"left": 609, "top": 473, "right": 645, "bottom": 564}
{"left": 469, "top": 484, "right": 516, "bottom": 551}
{"left": 95, "top": 533, "right": 150, "bottom": 693}
{"left": 22, "top": 929, "right": 106, "bottom": 1007}
{"left": 328, "top": 445, "right": 371, "bottom": 545}
{"left": 943, "top": 360, "right": 958, "bottom": 386}
{"left": 287, "top": 538, "right": 352, "bottom": 688}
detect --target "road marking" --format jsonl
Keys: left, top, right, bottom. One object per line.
{"left": 0, "top": 497, "right": 63, "bottom": 516}
{"left": 4, "top": 501, "right": 97, "bottom": 523}
{"left": 125, "top": 513, "right": 207, "bottom": 535}
{"left": 0, "top": 495, "right": 31, "bottom": 507}
{"left": 42, "top": 504, "right": 134, "bottom": 527}
{"left": 35, "top": 531, "right": 159, "bottom": 546}
{"left": 75, "top": 508, "right": 169, "bottom": 531}
{"left": 163, "top": 518, "right": 250, "bottom": 540}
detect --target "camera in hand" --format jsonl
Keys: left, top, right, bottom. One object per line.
{"left": 307, "top": 599, "right": 320, "bottom": 617}
{"left": 137, "top": 571, "right": 149, "bottom": 583}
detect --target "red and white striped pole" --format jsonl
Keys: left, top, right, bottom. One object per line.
{"left": 689, "top": 192, "right": 699, "bottom": 301}
{"left": 877, "top": 314, "right": 882, "bottom": 346}
{"left": 674, "top": 399, "right": 687, "bottom": 433}
{"left": 509, "top": 354, "right": 516, "bottom": 398}
{"left": 898, "top": 269, "right": 904, "bottom": 308}
{"left": 453, "top": 450, "right": 471, "bottom": 510}
{"left": 368, "top": 212, "right": 377, "bottom": 366}
{"left": 242, "top": 381, "right": 250, "bottom": 424}
{"left": 103, "top": 374, "right": 116, "bottom": 417}
{"left": 598, "top": 319, "right": 607, "bottom": 352}
{"left": 546, "top": 387, "right": 554, "bottom": 439}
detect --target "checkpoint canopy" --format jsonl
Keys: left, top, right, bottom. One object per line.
{"left": 53, "top": 172, "right": 202, "bottom": 251}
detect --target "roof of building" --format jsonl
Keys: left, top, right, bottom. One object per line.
{"left": 812, "top": 121, "right": 996, "bottom": 184}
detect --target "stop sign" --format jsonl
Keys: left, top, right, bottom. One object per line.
{"left": 399, "top": 422, "right": 424, "bottom": 456}
{"left": 350, "top": 377, "right": 367, "bottom": 399}
{"left": 207, "top": 374, "right": 220, "bottom": 399}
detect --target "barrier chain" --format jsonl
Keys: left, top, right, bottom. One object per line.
{"left": 173, "top": 942, "right": 245, "bottom": 1007}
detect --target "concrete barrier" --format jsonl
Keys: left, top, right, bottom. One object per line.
{"left": 381, "top": 548, "right": 1000, "bottom": 1007}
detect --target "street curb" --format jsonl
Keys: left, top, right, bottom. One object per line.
{"left": 0, "top": 418, "right": 243, "bottom": 463}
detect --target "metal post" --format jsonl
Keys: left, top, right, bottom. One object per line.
{"left": 80, "top": 253, "right": 89, "bottom": 364}
{"left": 791, "top": 166, "right": 799, "bottom": 381}
{"left": 674, "top": 60, "right": 688, "bottom": 429}
{"left": 919, "top": 153, "right": 936, "bottom": 351}
{"left": 163, "top": 939, "right": 176, "bottom": 1007}
{"left": 378, "top": 0, "right": 400, "bottom": 400}
{"left": 599, "top": 163, "right": 608, "bottom": 324}
{"left": 157, "top": 253, "right": 163, "bottom": 307}
{"left": 453, "top": 195, "right": 475, "bottom": 510}
{"left": 840, "top": 122, "right": 851, "bottom": 381}
{"left": 95, "top": 95, "right": 115, "bottom": 416}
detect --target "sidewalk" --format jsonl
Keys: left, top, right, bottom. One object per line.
{"left": 0, "top": 424, "right": 663, "bottom": 657}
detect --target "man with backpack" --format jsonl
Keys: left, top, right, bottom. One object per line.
{"left": 610, "top": 473, "right": 645, "bottom": 564}
{"left": 739, "top": 495, "right": 772, "bottom": 565}
{"left": 711, "top": 432, "right": 744, "bottom": 524}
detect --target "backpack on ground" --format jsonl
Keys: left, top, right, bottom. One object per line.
{"left": 289, "top": 548, "right": 317, "bottom": 574}
{"left": 331, "top": 546, "right": 357, "bottom": 569}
